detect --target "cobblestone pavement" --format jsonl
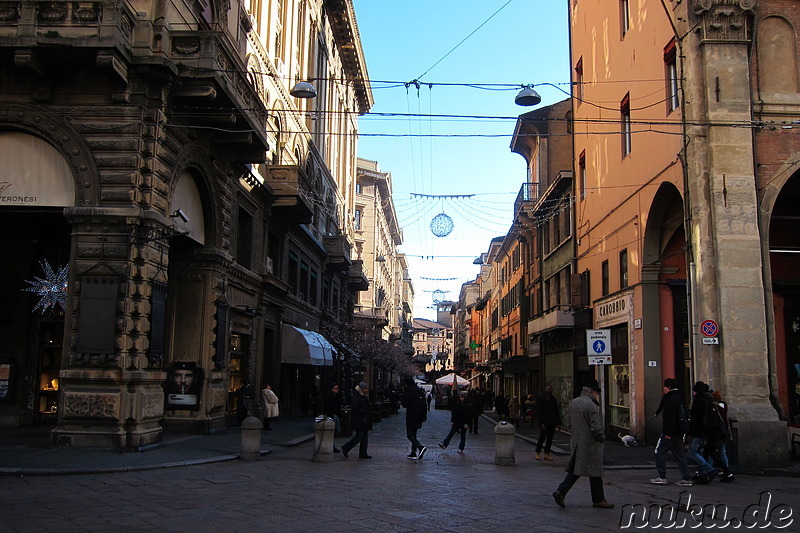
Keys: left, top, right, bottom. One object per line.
{"left": 1, "top": 408, "right": 798, "bottom": 532}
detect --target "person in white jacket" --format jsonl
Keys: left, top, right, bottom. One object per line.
{"left": 261, "top": 384, "right": 279, "bottom": 430}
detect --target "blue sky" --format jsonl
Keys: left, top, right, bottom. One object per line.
{"left": 351, "top": 0, "right": 571, "bottom": 320}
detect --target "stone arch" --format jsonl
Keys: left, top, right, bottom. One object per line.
{"left": 168, "top": 146, "right": 221, "bottom": 248}
{"left": 757, "top": 16, "right": 800, "bottom": 94}
{"left": 643, "top": 182, "right": 685, "bottom": 267}
{"left": 0, "top": 104, "right": 100, "bottom": 206}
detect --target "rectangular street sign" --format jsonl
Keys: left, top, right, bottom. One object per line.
{"left": 588, "top": 355, "right": 612, "bottom": 365}
{"left": 702, "top": 337, "right": 720, "bottom": 345}
{"left": 586, "top": 329, "right": 612, "bottom": 356}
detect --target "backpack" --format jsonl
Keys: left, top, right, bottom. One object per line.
{"left": 704, "top": 400, "right": 728, "bottom": 440}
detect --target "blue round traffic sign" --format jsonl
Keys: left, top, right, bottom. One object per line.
{"left": 592, "top": 340, "right": 606, "bottom": 354}
{"left": 700, "top": 319, "right": 719, "bottom": 337}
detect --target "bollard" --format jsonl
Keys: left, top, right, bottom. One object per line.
{"left": 312, "top": 416, "right": 336, "bottom": 462}
{"left": 240, "top": 416, "right": 263, "bottom": 461}
{"left": 494, "top": 420, "right": 516, "bottom": 465}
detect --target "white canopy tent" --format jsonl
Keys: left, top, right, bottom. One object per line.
{"left": 435, "top": 373, "right": 470, "bottom": 386}
{"left": 281, "top": 324, "right": 335, "bottom": 366}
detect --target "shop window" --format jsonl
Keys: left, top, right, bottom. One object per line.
{"left": 609, "top": 364, "right": 630, "bottom": 429}
{"left": 76, "top": 276, "right": 118, "bottom": 359}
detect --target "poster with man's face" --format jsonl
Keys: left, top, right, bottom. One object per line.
{"left": 166, "top": 362, "right": 203, "bottom": 409}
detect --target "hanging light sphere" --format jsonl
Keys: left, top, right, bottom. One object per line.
{"left": 430, "top": 212, "right": 454, "bottom": 237}
{"left": 432, "top": 289, "right": 445, "bottom": 304}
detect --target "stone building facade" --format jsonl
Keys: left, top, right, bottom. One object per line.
{"left": 0, "top": 0, "right": 371, "bottom": 448}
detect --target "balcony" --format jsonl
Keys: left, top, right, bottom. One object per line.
{"left": 267, "top": 165, "right": 314, "bottom": 224}
{"left": 324, "top": 235, "right": 352, "bottom": 271}
{"left": 527, "top": 305, "right": 575, "bottom": 334}
{"left": 347, "top": 260, "right": 369, "bottom": 291}
{"left": 514, "top": 182, "right": 538, "bottom": 218}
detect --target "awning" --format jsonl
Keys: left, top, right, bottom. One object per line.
{"left": 281, "top": 325, "right": 335, "bottom": 366}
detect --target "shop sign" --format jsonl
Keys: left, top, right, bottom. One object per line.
{"left": 595, "top": 292, "right": 633, "bottom": 328}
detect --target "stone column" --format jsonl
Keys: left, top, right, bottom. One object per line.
{"left": 683, "top": 0, "right": 787, "bottom": 465}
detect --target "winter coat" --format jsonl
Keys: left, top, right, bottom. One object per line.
{"left": 261, "top": 388, "right": 279, "bottom": 419}
{"left": 508, "top": 397, "right": 521, "bottom": 420}
{"left": 655, "top": 388, "right": 686, "bottom": 437}
{"left": 537, "top": 392, "right": 562, "bottom": 427}
{"left": 566, "top": 390, "right": 605, "bottom": 478}
{"left": 350, "top": 386, "right": 372, "bottom": 432}
{"left": 402, "top": 384, "right": 426, "bottom": 430}
{"left": 689, "top": 392, "right": 711, "bottom": 439}
{"left": 449, "top": 396, "right": 469, "bottom": 427}
{"left": 323, "top": 389, "right": 342, "bottom": 418}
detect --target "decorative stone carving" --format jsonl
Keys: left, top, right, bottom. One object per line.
{"left": 142, "top": 390, "right": 165, "bottom": 419}
{"left": 172, "top": 38, "right": 201, "bottom": 56}
{"left": 63, "top": 391, "right": 119, "bottom": 419}
{"left": 0, "top": 2, "right": 20, "bottom": 22}
{"left": 693, "top": 0, "right": 756, "bottom": 41}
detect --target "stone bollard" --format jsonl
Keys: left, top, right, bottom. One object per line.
{"left": 494, "top": 420, "right": 516, "bottom": 465}
{"left": 240, "top": 416, "right": 263, "bottom": 461}
{"left": 312, "top": 416, "right": 336, "bottom": 462}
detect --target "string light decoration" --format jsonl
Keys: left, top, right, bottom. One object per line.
{"left": 22, "top": 260, "right": 69, "bottom": 313}
{"left": 430, "top": 212, "right": 454, "bottom": 237}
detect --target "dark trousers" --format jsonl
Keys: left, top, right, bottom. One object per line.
{"left": 442, "top": 423, "right": 467, "bottom": 450}
{"left": 343, "top": 429, "right": 369, "bottom": 457}
{"left": 406, "top": 424, "right": 422, "bottom": 454}
{"left": 536, "top": 424, "right": 557, "bottom": 453}
{"left": 556, "top": 472, "right": 606, "bottom": 504}
{"left": 469, "top": 414, "right": 480, "bottom": 433}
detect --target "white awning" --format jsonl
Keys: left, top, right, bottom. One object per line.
{"left": 281, "top": 325, "right": 335, "bottom": 366}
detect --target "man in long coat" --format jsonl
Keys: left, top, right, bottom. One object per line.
{"left": 552, "top": 379, "right": 613, "bottom": 509}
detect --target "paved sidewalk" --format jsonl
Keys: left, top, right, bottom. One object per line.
{"left": 1, "top": 407, "right": 797, "bottom": 476}
{"left": 2, "top": 407, "right": 799, "bottom": 532}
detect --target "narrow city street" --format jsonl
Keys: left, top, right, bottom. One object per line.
{"left": 1, "top": 407, "right": 797, "bottom": 532}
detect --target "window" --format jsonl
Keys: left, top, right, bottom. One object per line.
{"left": 621, "top": 94, "right": 631, "bottom": 157}
{"left": 354, "top": 208, "right": 363, "bottom": 230}
{"left": 310, "top": 269, "right": 318, "bottom": 306}
{"left": 620, "top": 0, "right": 630, "bottom": 38}
{"left": 579, "top": 150, "right": 587, "bottom": 199}
{"left": 355, "top": 181, "right": 362, "bottom": 194}
{"left": 602, "top": 260, "right": 610, "bottom": 296}
{"left": 620, "top": 249, "right": 628, "bottom": 289}
{"left": 299, "top": 261, "right": 309, "bottom": 301}
{"left": 236, "top": 207, "right": 253, "bottom": 268}
{"left": 664, "top": 39, "right": 679, "bottom": 114}
{"left": 288, "top": 252, "right": 299, "bottom": 292}
{"left": 575, "top": 58, "right": 584, "bottom": 104}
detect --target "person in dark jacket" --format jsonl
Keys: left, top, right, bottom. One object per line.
{"left": 401, "top": 378, "right": 428, "bottom": 460}
{"left": 438, "top": 392, "right": 470, "bottom": 452}
{"left": 708, "top": 390, "right": 734, "bottom": 482}
{"left": 323, "top": 382, "right": 342, "bottom": 452}
{"left": 341, "top": 382, "right": 372, "bottom": 459}
{"left": 687, "top": 381, "right": 717, "bottom": 483}
{"left": 536, "top": 385, "right": 562, "bottom": 461}
{"left": 650, "top": 378, "right": 692, "bottom": 486}
{"left": 467, "top": 388, "right": 483, "bottom": 433}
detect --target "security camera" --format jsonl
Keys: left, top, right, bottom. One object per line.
{"left": 171, "top": 209, "right": 189, "bottom": 223}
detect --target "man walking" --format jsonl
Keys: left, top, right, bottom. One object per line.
{"left": 552, "top": 379, "right": 613, "bottom": 509}
{"left": 535, "top": 384, "right": 561, "bottom": 461}
{"left": 401, "top": 378, "right": 428, "bottom": 460}
{"left": 650, "top": 378, "right": 693, "bottom": 486}
{"left": 438, "top": 391, "right": 470, "bottom": 453}
{"left": 341, "top": 382, "right": 372, "bottom": 459}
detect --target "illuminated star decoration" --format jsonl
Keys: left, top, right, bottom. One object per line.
{"left": 22, "top": 260, "right": 69, "bottom": 313}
